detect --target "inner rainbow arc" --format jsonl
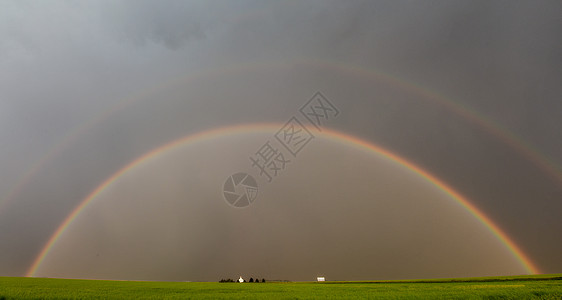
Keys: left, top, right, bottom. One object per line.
{"left": 26, "top": 123, "right": 541, "bottom": 277}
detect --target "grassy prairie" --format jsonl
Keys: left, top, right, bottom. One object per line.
{"left": 0, "top": 274, "right": 560, "bottom": 299}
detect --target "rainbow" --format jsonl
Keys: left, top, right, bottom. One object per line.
{"left": 0, "top": 63, "right": 289, "bottom": 213}
{"left": 26, "top": 124, "right": 541, "bottom": 277}
{"left": 3, "top": 60, "right": 560, "bottom": 216}
{"left": 317, "top": 60, "right": 562, "bottom": 185}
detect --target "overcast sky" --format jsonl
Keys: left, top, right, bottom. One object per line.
{"left": 0, "top": 0, "right": 561, "bottom": 281}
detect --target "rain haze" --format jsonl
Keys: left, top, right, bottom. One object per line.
{"left": 0, "top": 1, "right": 561, "bottom": 281}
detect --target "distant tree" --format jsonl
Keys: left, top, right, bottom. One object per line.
{"left": 255, "top": 278, "right": 260, "bottom": 283}
{"left": 249, "top": 278, "right": 254, "bottom": 282}
{"left": 262, "top": 278, "right": 266, "bottom": 283}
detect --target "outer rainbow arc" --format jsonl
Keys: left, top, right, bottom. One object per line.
{"left": 0, "top": 62, "right": 293, "bottom": 213}
{"left": 26, "top": 123, "right": 540, "bottom": 277}
{"left": 4, "top": 60, "right": 560, "bottom": 216}
{"left": 311, "top": 59, "right": 562, "bottom": 185}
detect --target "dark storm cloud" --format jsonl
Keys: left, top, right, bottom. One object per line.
{"left": 99, "top": 0, "right": 207, "bottom": 49}
{"left": 0, "top": 0, "right": 561, "bottom": 279}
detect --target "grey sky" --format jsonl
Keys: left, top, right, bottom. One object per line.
{"left": 0, "top": 0, "right": 560, "bottom": 280}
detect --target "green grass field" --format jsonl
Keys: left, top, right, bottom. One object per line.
{"left": 0, "top": 274, "right": 560, "bottom": 299}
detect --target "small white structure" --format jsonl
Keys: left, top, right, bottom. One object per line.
{"left": 317, "top": 276, "right": 325, "bottom": 282}
{"left": 238, "top": 276, "right": 244, "bottom": 283}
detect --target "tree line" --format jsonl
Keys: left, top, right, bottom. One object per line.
{"left": 219, "top": 278, "right": 266, "bottom": 283}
